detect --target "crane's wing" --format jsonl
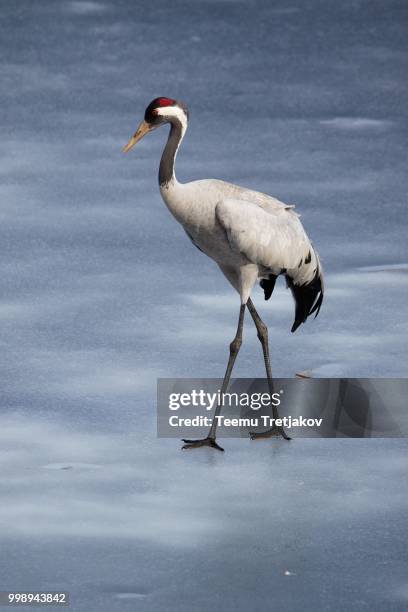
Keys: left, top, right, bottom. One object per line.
{"left": 215, "top": 198, "right": 324, "bottom": 332}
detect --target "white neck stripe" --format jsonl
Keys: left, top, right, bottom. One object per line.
{"left": 156, "top": 105, "right": 187, "bottom": 135}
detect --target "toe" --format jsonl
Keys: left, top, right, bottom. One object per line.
{"left": 210, "top": 440, "right": 225, "bottom": 452}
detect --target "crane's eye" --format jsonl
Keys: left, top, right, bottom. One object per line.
{"left": 146, "top": 108, "right": 165, "bottom": 124}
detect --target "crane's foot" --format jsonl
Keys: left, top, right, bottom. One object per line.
{"left": 181, "top": 437, "right": 224, "bottom": 452}
{"left": 249, "top": 426, "right": 291, "bottom": 441}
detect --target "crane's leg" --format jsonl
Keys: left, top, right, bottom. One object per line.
{"left": 182, "top": 304, "right": 246, "bottom": 452}
{"left": 246, "top": 298, "right": 291, "bottom": 441}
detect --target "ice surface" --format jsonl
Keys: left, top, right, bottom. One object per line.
{"left": 0, "top": 0, "right": 407, "bottom": 610}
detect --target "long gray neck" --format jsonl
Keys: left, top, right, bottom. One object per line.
{"left": 159, "top": 119, "right": 185, "bottom": 187}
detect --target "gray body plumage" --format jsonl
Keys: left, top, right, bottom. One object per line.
{"left": 161, "top": 173, "right": 323, "bottom": 330}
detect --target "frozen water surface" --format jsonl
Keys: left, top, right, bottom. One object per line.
{"left": 0, "top": 0, "right": 407, "bottom": 610}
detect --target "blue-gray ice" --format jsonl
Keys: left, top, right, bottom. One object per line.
{"left": 0, "top": 0, "right": 407, "bottom": 610}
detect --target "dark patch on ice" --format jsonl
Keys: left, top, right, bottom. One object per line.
{"left": 42, "top": 463, "right": 103, "bottom": 470}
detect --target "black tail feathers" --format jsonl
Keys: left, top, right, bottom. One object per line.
{"left": 259, "top": 268, "right": 323, "bottom": 333}
{"left": 260, "top": 274, "right": 277, "bottom": 300}
{"left": 286, "top": 271, "right": 324, "bottom": 333}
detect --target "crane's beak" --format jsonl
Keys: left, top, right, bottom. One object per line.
{"left": 122, "top": 120, "right": 152, "bottom": 153}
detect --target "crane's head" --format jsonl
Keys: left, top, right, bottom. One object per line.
{"left": 122, "top": 97, "right": 188, "bottom": 153}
